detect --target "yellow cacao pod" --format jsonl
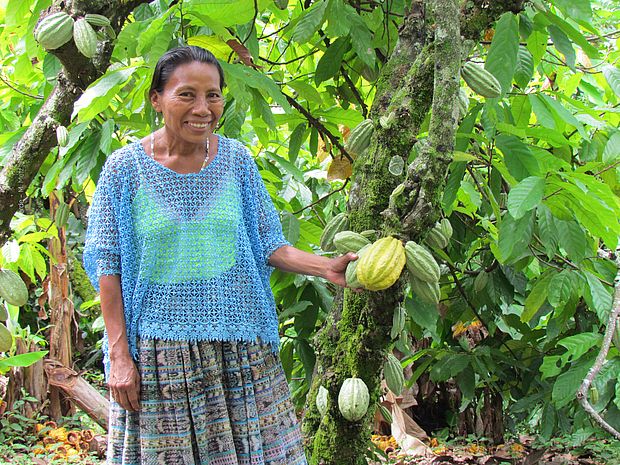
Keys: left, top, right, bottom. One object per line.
{"left": 356, "top": 237, "right": 406, "bottom": 291}
{"left": 73, "top": 18, "right": 98, "bottom": 58}
{"left": 34, "top": 12, "right": 74, "bottom": 50}
{"left": 405, "top": 241, "right": 440, "bottom": 283}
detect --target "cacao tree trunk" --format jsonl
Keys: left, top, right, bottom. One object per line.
{"left": 303, "top": 1, "right": 524, "bottom": 463}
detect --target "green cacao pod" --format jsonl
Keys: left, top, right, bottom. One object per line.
{"left": 357, "top": 237, "right": 406, "bottom": 291}
{"left": 405, "top": 241, "right": 440, "bottom": 283}
{"left": 316, "top": 385, "right": 329, "bottom": 417}
{"left": 345, "top": 244, "right": 371, "bottom": 289}
{"left": 104, "top": 24, "right": 117, "bottom": 39}
{"left": 0, "top": 305, "right": 7, "bottom": 322}
{"left": 458, "top": 88, "right": 469, "bottom": 119}
{"left": 73, "top": 18, "right": 98, "bottom": 58}
{"left": 34, "top": 12, "right": 75, "bottom": 50}
{"left": 384, "top": 353, "right": 405, "bottom": 396}
{"left": 84, "top": 13, "right": 111, "bottom": 27}
{"left": 338, "top": 377, "right": 370, "bottom": 421}
{"left": 424, "top": 226, "right": 449, "bottom": 249}
{"left": 474, "top": 271, "right": 488, "bottom": 292}
{"left": 461, "top": 62, "right": 502, "bottom": 98}
{"left": 439, "top": 218, "right": 453, "bottom": 241}
{"left": 390, "top": 304, "right": 406, "bottom": 340}
{"left": 56, "top": 125, "right": 69, "bottom": 147}
{"left": 0, "top": 322, "right": 12, "bottom": 352}
{"left": 55, "top": 201, "right": 70, "bottom": 228}
{"left": 333, "top": 231, "right": 371, "bottom": 254}
{"left": 320, "top": 213, "right": 349, "bottom": 252}
{"left": 409, "top": 275, "right": 440, "bottom": 304}
{"left": 0, "top": 269, "right": 28, "bottom": 307}
{"left": 360, "top": 230, "right": 376, "bottom": 240}
{"left": 377, "top": 403, "right": 393, "bottom": 424}
{"left": 589, "top": 385, "right": 599, "bottom": 404}
{"left": 345, "top": 119, "right": 374, "bottom": 157}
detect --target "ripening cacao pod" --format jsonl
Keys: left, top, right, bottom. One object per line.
{"left": 384, "top": 353, "right": 405, "bottom": 396}
{"left": 338, "top": 377, "right": 370, "bottom": 421}
{"left": 0, "top": 322, "right": 12, "bottom": 352}
{"left": 56, "top": 125, "right": 68, "bottom": 147}
{"left": 84, "top": 13, "right": 111, "bottom": 27}
{"left": 73, "top": 18, "right": 98, "bottom": 58}
{"left": 458, "top": 88, "right": 469, "bottom": 119}
{"left": 316, "top": 385, "right": 329, "bottom": 416}
{"left": 409, "top": 275, "right": 440, "bottom": 304}
{"left": 424, "top": 225, "right": 449, "bottom": 249}
{"left": 461, "top": 62, "right": 502, "bottom": 98}
{"left": 320, "top": 213, "right": 349, "bottom": 252}
{"left": 333, "top": 231, "right": 371, "bottom": 254}
{"left": 0, "top": 269, "right": 28, "bottom": 307}
{"left": 345, "top": 244, "right": 371, "bottom": 289}
{"left": 34, "top": 12, "right": 75, "bottom": 50}
{"left": 405, "top": 241, "right": 440, "bottom": 283}
{"left": 357, "top": 237, "right": 406, "bottom": 291}
{"left": 345, "top": 119, "right": 374, "bottom": 157}
{"left": 55, "top": 201, "right": 70, "bottom": 228}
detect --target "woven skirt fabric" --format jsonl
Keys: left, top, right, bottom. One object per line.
{"left": 107, "top": 337, "right": 308, "bottom": 465}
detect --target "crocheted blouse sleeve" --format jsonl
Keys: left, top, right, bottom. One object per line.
{"left": 83, "top": 154, "right": 123, "bottom": 291}
{"left": 242, "top": 149, "right": 289, "bottom": 263}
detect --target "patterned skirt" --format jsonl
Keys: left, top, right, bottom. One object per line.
{"left": 107, "top": 337, "right": 308, "bottom": 465}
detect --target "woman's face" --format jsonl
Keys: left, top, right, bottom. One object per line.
{"left": 150, "top": 61, "right": 224, "bottom": 145}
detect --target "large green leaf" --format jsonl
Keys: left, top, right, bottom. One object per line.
{"left": 548, "top": 25, "right": 576, "bottom": 70}
{"left": 495, "top": 134, "right": 541, "bottom": 181}
{"left": 522, "top": 271, "right": 553, "bottom": 323}
{"left": 603, "top": 65, "right": 620, "bottom": 98}
{"left": 0, "top": 351, "right": 48, "bottom": 371}
{"left": 291, "top": 1, "right": 328, "bottom": 44}
{"left": 542, "top": 10, "right": 599, "bottom": 59}
{"left": 514, "top": 46, "right": 534, "bottom": 89}
{"left": 558, "top": 332, "right": 602, "bottom": 365}
{"left": 553, "top": 0, "right": 592, "bottom": 22}
{"left": 315, "top": 37, "right": 350, "bottom": 85}
{"left": 507, "top": 176, "right": 545, "bottom": 219}
{"left": 280, "top": 211, "right": 300, "bottom": 245}
{"left": 547, "top": 270, "right": 578, "bottom": 308}
{"left": 552, "top": 358, "right": 593, "bottom": 408}
{"left": 497, "top": 210, "right": 534, "bottom": 264}
{"left": 583, "top": 271, "right": 613, "bottom": 322}
{"left": 485, "top": 12, "right": 519, "bottom": 96}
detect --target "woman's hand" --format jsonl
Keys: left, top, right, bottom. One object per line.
{"left": 323, "top": 252, "right": 358, "bottom": 288}
{"left": 108, "top": 354, "right": 141, "bottom": 412}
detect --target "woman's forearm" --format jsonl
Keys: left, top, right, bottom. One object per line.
{"left": 268, "top": 245, "right": 330, "bottom": 278}
{"left": 99, "top": 274, "right": 130, "bottom": 360}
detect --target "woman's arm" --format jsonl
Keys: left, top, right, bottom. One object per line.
{"left": 99, "top": 275, "right": 140, "bottom": 412}
{"left": 268, "top": 245, "right": 356, "bottom": 287}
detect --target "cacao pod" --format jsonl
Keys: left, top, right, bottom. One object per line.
{"left": 73, "top": 18, "right": 98, "bottom": 58}
{"left": 316, "top": 385, "right": 329, "bottom": 417}
{"left": 409, "top": 275, "right": 440, "bottom": 304}
{"left": 333, "top": 231, "right": 371, "bottom": 254}
{"left": 474, "top": 271, "right": 488, "bottom": 292}
{"left": 345, "top": 119, "right": 374, "bottom": 157}
{"left": 405, "top": 241, "right": 440, "bottom": 283}
{"left": 0, "top": 305, "right": 7, "bottom": 322}
{"left": 390, "top": 304, "right": 406, "bottom": 340}
{"left": 55, "top": 201, "right": 70, "bottom": 228}
{"left": 439, "top": 218, "right": 453, "bottom": 240}
{"left": 461, "top": 62, "right": 502, "bottom": 98}
{"left": 338, "top": 377, "right": 370, "bottom": 421}
{"left": 589, "top": 385, "right": 599, "bottom": 404}
{"left": 84, "top": 13, "right": 111, "bottom": 27}
{"left": 424, "top": 226, "right": 449, "bottom": 249}
{"left": 357, "top": 237, "right": 406, "bottom": 291}
{"left": 345, "top": 244, "right": 371, "bottom": 289}
{"left": 360, "top": 229, "right": 376, "bottom": 240}
{"left": 56, "top": 125, "right": 68, "bottom": 147}
{"left": 0, "top": 269, "right": 28, "bottom": 307}
{"left": 320, "top": 213, "right": 349, "bottom": 252}
{"left": 105, "top": 25, "right": 117, "bottom": 39}
{"left": 377, "top": 403, "right": 393, "bottom": 424}
{"left": 384, "top": 353, "right": 405, "bottom": 396}
{"left": 458, "top": 88, "right": 469, "bottom": 119}
{"left": 34, "top": 12, "right": 74, "bottom": 50}
{"left": 0, "top": 322, "right": 12, "bottom": 352}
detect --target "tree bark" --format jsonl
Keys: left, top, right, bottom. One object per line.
{"left": 0, "top": 0, "right": 148, "bottom": 246}
{"left": 303, "top": 1, "right": 524, "bottom": 463}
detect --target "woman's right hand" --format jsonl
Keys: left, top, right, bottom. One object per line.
{"left": 108, "top": 354, "right": 141, "bottom": 412}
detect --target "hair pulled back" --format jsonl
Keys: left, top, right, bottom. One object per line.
{"left": 149, "top": 46, "right": 225, "bottom": 95}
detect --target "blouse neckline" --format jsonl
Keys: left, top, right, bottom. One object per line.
{"left": 136, "top": 134, "right": 223, "bottom": 177}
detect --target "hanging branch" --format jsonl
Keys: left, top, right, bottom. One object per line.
{"left": 577, "top": 247, "right": 620, "bottom": 440}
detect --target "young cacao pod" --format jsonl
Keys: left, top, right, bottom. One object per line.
{"left": 589, "top": 385, "right": 599, "bottom": 404}
{"left": 320, "top": 213, "right": 349, "bottom": 252}
{"left": 458, "top": 88, "right": 469, "bottom": 119}
{"left": 338, "top": 377, "right": 370, "bottom": 421}
{"left": 357, "top": 237, "right": 406, "bottom": 291}
{"left": 333, "top": 231, "right": 371, "bottom": 254}
{"left": 409, "top": 275, "right": 440, "bottom": 304}
{"left": 377, "top": 403, "right": 393, "bottom": 424}
{"left": 345, "top": 119, "right": 374, "bottom": 157}
{"left": 345, "top": 244, "right": 371, "bottom": 289}
{"left": 73, "top": 18, "right": 98, "bottom": 58}
{"left": 474, "top": 271, "right": 489, "bottom": 292}
{"left": 34, "top": 12, "right": 75, "bottom": 50}
{"left": 0, "top": 322, "right": 12, "bottom": 352}
{"left": 424, "top": 226, "right": 449, "bottom": 249}
{"left": 360, "top": 229, "right": 376, "bottom": 240}
{"left": 405, "top": 241, "right": 440, "bottom": 283}
{"left": 0, "top": 269, "right": 28, "bottom": 307}
{"left": 439, "top": 218, "right": 453, "bottom": 240}
{"left": 56, "top": 125, "right": 69, "bottom": 147}
{"left": 316, "top": 385, "right": 329, "bottom": 417}
{"left": 461, "top": 62, "right": 502, "bottom": 98}
{"left": 84, "top": 13, "right": 111, "bottom": 27}
{"left": 384, "top": 353, "right": 405, "bottom": 396}
{"left": 390, "top": 304, "right": 406, "bottom": 339}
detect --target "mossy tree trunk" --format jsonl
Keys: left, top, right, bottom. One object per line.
{"left": 303, "top": 1, "right": 524, "bottom": 463}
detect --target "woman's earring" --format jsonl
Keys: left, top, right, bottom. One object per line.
{"left": 154, "top": 113, "right": 160, "bottom": 128}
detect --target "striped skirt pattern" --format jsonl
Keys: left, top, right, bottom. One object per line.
{"left": 107, "top": 338, "right": 308, "bottom": 465}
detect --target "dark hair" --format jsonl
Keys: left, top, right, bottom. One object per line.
{"left": 149, "top": 46, "right": 225, "bottom": 94}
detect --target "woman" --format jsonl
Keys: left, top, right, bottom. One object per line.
{"left": 83, "top": 46, "right": 355, "bottom": 464}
